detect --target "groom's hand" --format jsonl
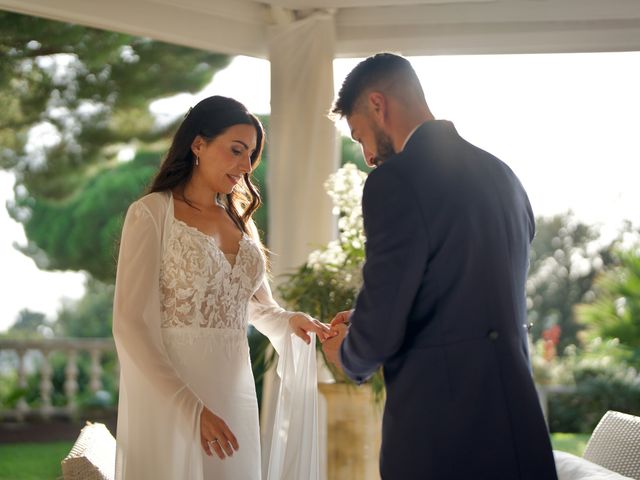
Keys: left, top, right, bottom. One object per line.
{"left": 330, "top": 309, "right": 354, "bottom": 328}
{"left": 322, "top": 323, "right": 348, "bottom": 369}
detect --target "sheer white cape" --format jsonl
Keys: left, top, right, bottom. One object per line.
{"left": 112, "top": 191, "right": 319, "bottom": 479}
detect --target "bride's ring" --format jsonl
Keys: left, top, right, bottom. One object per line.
{"left": 209, "top": 438, "right": 219, "bottom": 445}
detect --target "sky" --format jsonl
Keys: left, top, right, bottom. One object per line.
{"left": 1, "top": 52, "right": 639, "bottom": 331}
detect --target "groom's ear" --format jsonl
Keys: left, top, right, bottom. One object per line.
{"left": 368, "top": 91, "right": 388, "bottom": 125}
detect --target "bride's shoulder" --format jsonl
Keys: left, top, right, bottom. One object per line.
{"left": 129, "top": 191, "right": 171, "bottom": 219}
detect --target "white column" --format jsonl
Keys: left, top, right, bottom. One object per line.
{"left": 261, "top": 10, "right": 338, "bottom": 476}
{"left": 267, "top": 10, "right": 338, "bottom": 281}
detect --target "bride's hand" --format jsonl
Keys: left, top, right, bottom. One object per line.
{"left": 200, "top": 406, "right": 239, "bottom": 460}
{"left": 289, "top": 313, "right": 334, "bottom": 344}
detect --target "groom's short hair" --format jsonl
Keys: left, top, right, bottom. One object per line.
{"left": 332, "top": 53, "right": 425, "bottom": 118}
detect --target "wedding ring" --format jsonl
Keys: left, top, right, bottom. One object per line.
{"left": 209, "top": 438, "right": 219, "bottom": 445}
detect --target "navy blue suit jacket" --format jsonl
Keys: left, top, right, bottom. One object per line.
{"left": 340, "top": 121, "right": 558, "bottom": 479}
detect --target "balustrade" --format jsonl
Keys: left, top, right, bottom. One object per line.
{"left": 0, "top": 338, "right": 116, "bottom": 421}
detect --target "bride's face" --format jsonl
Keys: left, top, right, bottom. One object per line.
{"left": 192, "top": 124, "right": 257, "bottom": 195}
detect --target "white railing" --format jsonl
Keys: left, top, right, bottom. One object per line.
{"left": 0, "top": 338, "right": 117, "bottom": 421}
{"left": 0, "top": 338, "right": 574, "bottom": 426}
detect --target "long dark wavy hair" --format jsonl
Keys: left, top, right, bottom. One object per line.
{"left": 148, "top": 95, "right": 264, "bottom": 236}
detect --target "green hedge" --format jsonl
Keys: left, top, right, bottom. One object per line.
{"left": 548, "top": 361, "right": 640, "bottom": 433}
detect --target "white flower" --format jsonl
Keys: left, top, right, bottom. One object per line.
{"left": 307, "top": 163, "right": 367, "bottom": 279}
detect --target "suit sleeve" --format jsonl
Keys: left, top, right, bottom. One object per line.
{"left": 340, "top": 166, "right": 429, "bottom": 383}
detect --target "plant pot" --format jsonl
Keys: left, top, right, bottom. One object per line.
{"left": 318, "top": 382, "right": 382, "bottom": 480}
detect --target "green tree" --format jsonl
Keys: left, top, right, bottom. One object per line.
{"left": 55, "top": 278, "right": 115, "bottom": 338}
{"left": 577, "top": 250, "right": 640, "bottom": 367}
{"left": 527, "top": 213, "right": 615, "bottom": 352}
{"left": 1, "top": 11, "right": 229, "bottom": 278}
{"left": 10, "top": 150, "right": 160, "bottom": 281}
{"left": 340, "top": 135, "right": 368, "bottom": 171}
{"left": 1, "top": 309, "right": 51, "bottom": 338}
{"left": 0, "top": 10, "right": 229, "bottom": 199}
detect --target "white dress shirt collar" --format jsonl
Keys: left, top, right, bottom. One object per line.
{"left": 401, "top": 123, "right": 423, "bottom": 151}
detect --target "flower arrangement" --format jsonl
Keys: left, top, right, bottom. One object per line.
{"left": 279, "top": 163, "right": 384, "bottom": 401}
{"left": 308, "top": 162, "right": 366, "bottom": 285}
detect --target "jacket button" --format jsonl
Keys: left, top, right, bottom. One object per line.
{"left": 488, "top": 330, "right": 499, "bottom": 341}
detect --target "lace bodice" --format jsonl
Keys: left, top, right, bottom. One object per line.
{"left": 160, "top": 217, "right": 265, "bottom": 330}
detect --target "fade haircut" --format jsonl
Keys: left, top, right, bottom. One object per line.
{"left": 332, "top": 53, "right": 425, "bottom": 118}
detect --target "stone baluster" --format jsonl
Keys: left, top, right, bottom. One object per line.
{"left": 16, "top": 348, "right": 29, "bottom": 421}
{"left": 65, "top": 349, "right": 79, "bottom": 415}
{"left": 0, "top": 338, "right": 116, "bottom": 421}
{"left": 89, "top": 348, "right": 103, "bottom": 393}
{"left": 39, "top": 349, "right": 54, "bottom": 418}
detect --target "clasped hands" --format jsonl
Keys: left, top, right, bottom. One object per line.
{"left": 289, "top": 310, "right": 352, "bottom": 370}
{"left": 286, "top": 310, "right": 349, "bottom": 370}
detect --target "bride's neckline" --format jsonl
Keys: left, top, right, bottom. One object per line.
{"left": 172, "top": 217, "right": 248, "bottom": 257}
{"left": 169, "top": 195, "right": 247, "bottom": 256}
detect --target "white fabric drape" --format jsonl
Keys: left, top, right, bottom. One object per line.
{"left": 262, "top": 16, "right": 338, "bottom": 473}
{"left": 265, "top": 333, "right": 319, "bottom": 480}
{"left": 267, "top": 11, "right": 339, "bottom": 279}
{"left": 250, "top": 268, "right": 320, "bottom": 480}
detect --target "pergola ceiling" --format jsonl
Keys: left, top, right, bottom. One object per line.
{"left": 1, "top": 0, "right": 639, "bottom": 58}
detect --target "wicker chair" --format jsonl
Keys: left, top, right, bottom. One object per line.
{"left": 61, "top": 422, "right": 116, "bottom": 480}
{"left": 582, "top": 411, "right": 640, "bottom": 479}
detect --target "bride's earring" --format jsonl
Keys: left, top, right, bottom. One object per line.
{"left": 195, "top": 154, "right": 199, "bottom": 166}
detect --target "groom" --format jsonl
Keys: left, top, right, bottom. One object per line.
{"left": 322, "top": 53, "right": 558, "bottom": 479}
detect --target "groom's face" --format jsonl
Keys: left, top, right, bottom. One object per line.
{"left": 347, "top": 112, "right": 395, "bottom": 168}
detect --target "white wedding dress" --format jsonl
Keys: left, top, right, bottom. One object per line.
{"left": 112, "top": 191, "right": 319, "bottom": 480}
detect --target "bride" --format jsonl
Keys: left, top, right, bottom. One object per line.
{"left": 112, "top": 95, "right": 331, "bottom": 479}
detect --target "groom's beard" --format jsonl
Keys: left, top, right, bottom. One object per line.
{"left": 372, "top": 125, "right": 396, "bottom": 167}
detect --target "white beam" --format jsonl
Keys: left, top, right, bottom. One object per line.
{"left": 336, "top": 0, "right": 640, "bottom": 26}
{"left": 148, "top": 0, "right": 266, "bottom": 23}
{"left": 0, "top": 0, "right": 268, "bottom": 57}
{"left": 335, "top": 0, "right": 640, "bottom": 56}
{"left": 265, "top": 0, "right": 492, "bottom": 8}
{"left": 336, "top": 19, "right": 640, "bottom": 57}
{"left": 3, "top": 0, "right": 640, "bottom": 57}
